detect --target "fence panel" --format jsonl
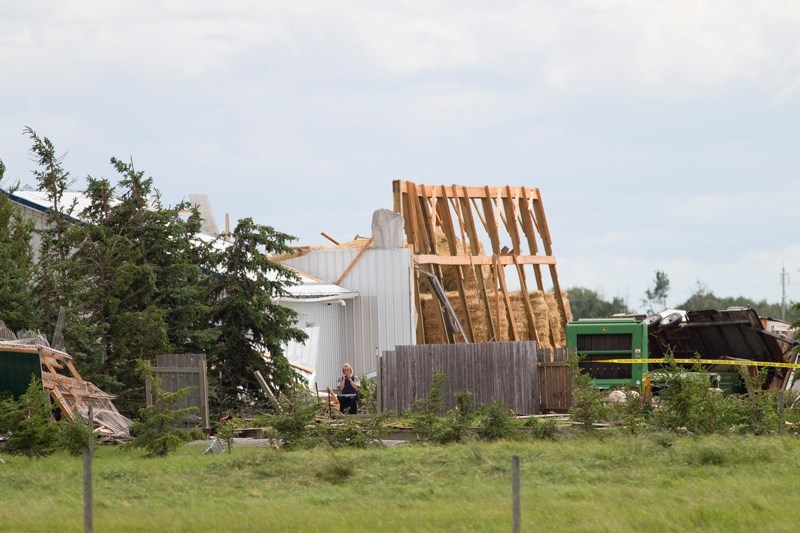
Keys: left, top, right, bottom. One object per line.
{"left": 381, "top": 342, "right": 539, "bottom": 415}
{"left": 537, "top": 348, "right": 570, "bottom": 412}
{"left": 150, "top": 353, "right": 209, "bottom": 429}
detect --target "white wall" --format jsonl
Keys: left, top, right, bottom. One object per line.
{"left": 283, "top": 248, "right": 416, "bottom": 379}
{"left": 280, "top": 298, "right": 351, "bottom": 392}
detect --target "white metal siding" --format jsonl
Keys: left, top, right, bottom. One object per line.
{"left": 283, "top": 248, "right": 415, "bottom": 377}
{"left": 280, "top": 299, "right": 350, "bottom": 392}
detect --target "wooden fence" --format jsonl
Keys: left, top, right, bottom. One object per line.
{"left": 380, "top": 342, "right": 571, "bottom": 415}
{"left": 146, "top": 353, "right": 210, "bottom": 430}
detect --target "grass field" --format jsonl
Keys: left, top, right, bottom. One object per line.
{"left": 3, "top": 433, "right": 800, "bottom": 532}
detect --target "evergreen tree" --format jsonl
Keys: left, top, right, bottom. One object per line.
{"left": 208, "top": 218, "right": 307, "bottom": 399}
{"left": 0, "top": 378, "right": 59, "bottom": 458}
{"left": 66, "top": 159, "right": 215, "bottom": 402}
{"left": 25, "top": 127, "right": 77, "bottom": 333}
{"left": 0, "top": 161, "right": 39, "bottom": 330}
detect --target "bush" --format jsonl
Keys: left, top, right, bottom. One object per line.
{"left": 406, "top": 371, "right": 447, "bottom": 441}
{"left": 476, "top": 400, "right": 517, "bottom": 441}
{"left": 125, "top": 362, "right": 198, "bottom": 457}
{"left": 0, "top": 378, "right": 59, "bottom": 458}
{"left": 58, "top": 416, "right": 97, "bottom": 456}
{"left": 523, "top": 417, "right": 558, "bottom": 440}
{"left": 258, "top": 389, "right": 322, "bottom": 449}
{"left": 568, "top": 353, "right": 608, "bottom": 431}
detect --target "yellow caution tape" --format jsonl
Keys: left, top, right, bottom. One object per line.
{"left": 591, "top": 358, "right": 800, "bottom": 369}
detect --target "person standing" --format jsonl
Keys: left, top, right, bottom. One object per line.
{"left": 337, "top": 363, "right": 359, "bottom": 414}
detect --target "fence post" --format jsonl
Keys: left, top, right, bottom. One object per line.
{"left": 512, "top": 455, "right": 521, "bottom": 533}
{"left": 84, "top": 404, "right": 94, "bottom": 533}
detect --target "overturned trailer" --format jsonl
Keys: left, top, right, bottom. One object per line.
{"left": 568, "top": 307, "right": 799, "bottom": 393}
{"left": 0, "top": 341, "right": 132, "bottom": 439}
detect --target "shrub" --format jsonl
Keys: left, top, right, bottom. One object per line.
{"left": 0, "top": 378, "right": 59, "bottom": 458}
{"left": 259, "top": 389, "right": 322, "bottom": 449}
{"left": 58, "top": 416, "right": 97, "bottom": 456}
{"left": 432, "top": 391, "right": 476, "bottom": 444}
{"left": 568, "top": 352, "right": 608, "bottom": 431}
{"left": 476, "top": 400, "right": 517, "bottom": 441}
{"left": 126, "top": 362, "right": 198, "bottom": 457}
{"left": 650, "top": 361, "right": 735, "bottom": 434}
{"left": 523, "top": 417, "right": 558, "bottom": 440}
{"left": 406, "top": 371, "right": 447, "bottom": 441}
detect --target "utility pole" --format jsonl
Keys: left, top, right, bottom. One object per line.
{"left": 780, "top": 262, "right": 789, "bottom": 321}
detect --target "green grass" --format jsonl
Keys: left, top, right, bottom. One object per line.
{"left": 3, "top": 433, "right": 800, "bottom": 532}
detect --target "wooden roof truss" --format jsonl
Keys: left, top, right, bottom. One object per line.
{"left": 392, "top": 180, "right": 567, "bottom": 346}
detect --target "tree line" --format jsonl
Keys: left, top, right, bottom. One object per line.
{"left": 0, "top": 128, "right": 307, "bottom": 414}
{"left": 568, "top": 269, "right": 800, "bottom": 324}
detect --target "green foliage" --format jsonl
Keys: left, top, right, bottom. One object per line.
{"left": 429, "top": 390, "right": 476, "bottom": 444}
{"left": 314, "top": 413, "right": 390, "bottom": 449}
{"left": 522, "top": 417, "right": 558, "bottom": 440}
{"left": 678, "top": 281, "right": 800, "bottom": 324}
{"left": 126, "top": 362, "right": 198, "bottom": 457}
{"left": 207, "top": 217, "right": 307, "bottom": 399}
{"left": 405, "top": 371, "right": 447, "bottom": 440}
{"left": 357, "top": 374, "right": 378, "bottom": 414}
{"left": 0, "top": 378, "right": 59, "bottom": 458}
{"left": 566, "top": 287, "right": 628, "bottom": 319}
{"left": 7, "top": 435, "right": 800, "bottom": 531}
{"left": 650, "top": 359, "right": 736, "bottom": 434}
{"left": 66, "top": 161, "right": 214, "bottom": 402}
{"left": 0, "top": 168, "right": 38, "bottom": 331}
{"left": 643, "top": 269, "right": 670, "bottom": 314}
{"left": 57, "top": 416, "right": 97, "bottom": 456}
{"left": 25, "top": 127, "right": 77, "bottom": 333}
{"left": 608, "top": 389, "right": 652, "bottom": 434}
{"left": 215, "top": 417, "right": 249, "bottom": 453}
{"left": 475, "top": 400, "right": 517, "bottom": 441}
{"left": 258, "top": 389, "right": 322, "bottom": 449}
{"left": 568, "top": 352, "right": 609, "bottom": 430}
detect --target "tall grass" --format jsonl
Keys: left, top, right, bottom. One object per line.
{"left": 3, "top": 434, "right": 800, "bottom": 532}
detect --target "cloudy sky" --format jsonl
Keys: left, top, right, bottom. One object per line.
{"left": 2, "top": 1, "right": 799, "bottom": 312}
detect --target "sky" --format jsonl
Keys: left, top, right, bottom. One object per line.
{"left": 1, "top": 1, "right": 799, "bottom": 313}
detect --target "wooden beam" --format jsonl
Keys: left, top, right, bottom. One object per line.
{"left": 413, "top": 254, "right": 557, "bottom": 266}
{"left": 320, "top": 232, "right": 340, "bottom": 245}
{"left": 437, "top": 190, "right": 474, "bottom": 342}
{"left": 336, "top": 237, "right": 374, "bottom": 285}
{"left": 394, "top": 182, "right": 542, "bottom": 200}
{"left": 459, "top": 188, "right": 495, "bottom": 342}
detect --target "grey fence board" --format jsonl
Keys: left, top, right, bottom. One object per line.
{"left": 148, "top": 353, "right": 210, "bottom": 430}
{"left": 381, "top": 342, "right": 540, "bottom": 415}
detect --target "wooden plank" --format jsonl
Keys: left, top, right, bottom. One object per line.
{"left": 519, "top": 187, "right": 545, "bottom": 291}
{"left": 413, "top": 254, "right": 557, "bottom": 266}
{"left": 531, "top": 191, "right": 567, "bottom": 325}
{"left": 453, "top": 188, "right": 493, "bottom": 342}
{"left": 482, "top": 190, "right": 515, "bottom": 341}
{"left": 336, "top": 237, "right": 374, "bottom": 285}
{"left": 418, "top": 185, "right": 452, "bottom": 344}
{"left": 436, "top": 190, "right": 474, "bottom": 342}
{"left": 394, "top": 182, "right": 542, "bottom": 200}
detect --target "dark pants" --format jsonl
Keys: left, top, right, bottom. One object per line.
{"left": 339, "top": 395, "right": 357, "bottom": 414}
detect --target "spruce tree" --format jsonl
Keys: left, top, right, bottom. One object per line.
{"left": 24, "top": 127, "right": 77, "bottom": 333}
{"left": 0, "top": 161, "right": 38, "bottom": 330}
{"left": 0, "top": 378, "right": 59, "bottom": 458}
{"left": 208, "top": 217, "right": 307, "bottom": 400}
